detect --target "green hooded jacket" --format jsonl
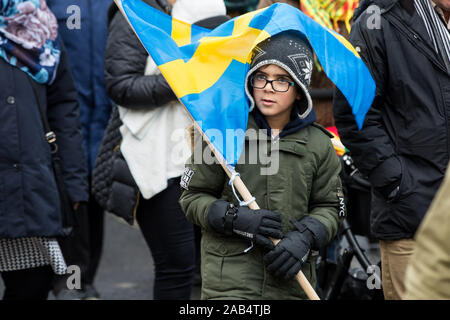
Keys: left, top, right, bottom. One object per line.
{"left": 179, "top": 114, "right": 343, "bottom": 300}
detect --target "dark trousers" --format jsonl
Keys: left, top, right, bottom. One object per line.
{"left": 84, "top": 198, "right": 104, "bottom": 285}
{"left": 136, "top": 179, "right": 195, "bottom": 300}
{"left": 1, "top": 266, "right": 53, "bottom": 300}
{"left": 55, "top": 195, "right": 104, "bottom": 292}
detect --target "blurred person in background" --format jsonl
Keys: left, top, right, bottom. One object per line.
{"left": 333, "top": 0, "right": 450, "bottom": 300}
{"left": 224, "top": 0, "right": 258, "bottom": 17}
{"left": 46, "top": 0, "right": 113, "bottom": 300}
{"left": 257, "top": 0, "right": 299, "bottom": 10}
{"left": 98, "top": 0, "right": 228, "bottom": 300}
{"left": 0, "top": 0, "right": 88, "bottom": 300}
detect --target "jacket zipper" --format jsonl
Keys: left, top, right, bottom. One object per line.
{"left": 357, "top": 27, "right": 378, "bottom": 78}
{"left": 384, "top": 11, "right": 450, "bottom": 161}
{"left": 384, "top": 11, "right": 448, "bottom": 75}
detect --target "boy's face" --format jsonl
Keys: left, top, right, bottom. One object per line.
{"left": 252, "top": 64, "right": 301, "bottom": 120}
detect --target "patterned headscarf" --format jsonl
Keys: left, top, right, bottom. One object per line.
{"left": 0, "top": 0, "right": 60, "bottom": 84}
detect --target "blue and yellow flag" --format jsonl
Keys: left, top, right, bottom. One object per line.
{"left": 115, "top": 0, "right": 375, "bottom": 166}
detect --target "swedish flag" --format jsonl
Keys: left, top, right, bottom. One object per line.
{"left": 115, "top": 0, "right": 375, "bottom": 166}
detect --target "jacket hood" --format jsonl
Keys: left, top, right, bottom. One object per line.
{"left": 108, "top": 0, "right": 229, "bottom": 27}
{"left": 353, "top": 0, "right": 378, "bottom": 20}
{"left": 252, "top": 105, "right": 316, "bottom": 138}
{"left": 353, "top": 0, "right": 411, "bottom": 21}
{"left": 172, "top": 0, "right": 227, "bottom": 24}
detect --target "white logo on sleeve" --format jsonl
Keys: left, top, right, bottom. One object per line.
{"left": 180, "top": 167, "right": 195, "bottom": 190}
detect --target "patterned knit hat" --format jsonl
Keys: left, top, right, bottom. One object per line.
{"left": 245, "top": 31, "right": 314, "bottom": 119}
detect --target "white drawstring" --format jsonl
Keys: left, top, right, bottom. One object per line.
{"left": 228, "top": 169, "right": 256, "bottom": 207}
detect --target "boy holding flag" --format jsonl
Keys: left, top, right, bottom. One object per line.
{"left": 179, "top": 31, "right": 343, "bottom": 300}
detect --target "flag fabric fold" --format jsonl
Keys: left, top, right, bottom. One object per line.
{"left": 115, "top": 0, "right": 375, "bottom": 166}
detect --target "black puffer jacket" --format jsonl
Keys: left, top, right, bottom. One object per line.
{"left": 333, "top": 0, "right": 450, "bottom": 240}
{"left": 92, "top": 105, "right": 137, "bottom": 224}
{"left": 92, "top": 1, "right": 230, "bottom": 224}
{"left": 104, "top": 2, "right": 176, "bottom": 109}
{"left": 92, "top": 1, "right": 173, "bottom": 224}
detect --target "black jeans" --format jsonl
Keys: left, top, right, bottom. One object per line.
{"left": 1, "top": 266, "right": 53, "bottom": 300}
{"left": 136, "top": 178, "right": 195, "bottom": 300}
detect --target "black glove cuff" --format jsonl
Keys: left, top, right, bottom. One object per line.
{"left": 207, "top": 200, "right": 231, "bottom": 235}
{"left": 291, "top": 217, "right": 329, "bottom": 250}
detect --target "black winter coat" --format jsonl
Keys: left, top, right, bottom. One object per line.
{"left": 104, "top": 2, "right": 176, "bottom": 109}
{"left": 93, "top": 2, "right": 230, "bottom": 224}
{"left": 92, "top": 1, "right": 174, "bottom": 224}
{"left": 333, "top": 0, "right": 450, "bottom": 240}
{"left": 0, "top": 43, "right": 89, "bottom": 238}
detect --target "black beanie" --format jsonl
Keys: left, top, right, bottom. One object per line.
{"left": 245, "top": 31, "right": 314, "bottom": 119}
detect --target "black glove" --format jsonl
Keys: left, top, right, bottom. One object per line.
{"left": 207, "top": 200, "right": 283, "bottom": 250}
{"left": 263, "top": 217, "right": 329, "bottom": 279}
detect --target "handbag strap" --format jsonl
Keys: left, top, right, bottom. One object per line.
{"left": 27, "top": 77, "right": 75, "bottom": 235}
{"left": 27, "top": 77, "right": 58, "bottom": 152}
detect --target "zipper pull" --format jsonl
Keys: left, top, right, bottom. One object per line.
{"left": 243, "top": 241, "right": 254, "bottom": 253}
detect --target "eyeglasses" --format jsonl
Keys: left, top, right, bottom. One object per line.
{"left": 250, "top": 74, "right": 295, "bottom": 92}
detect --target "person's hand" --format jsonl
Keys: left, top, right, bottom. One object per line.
{"left": 73, "top": 202, "right": 80, "bottom": 211}
{"left": 263, "top": 230, "right": 312, "bottom": 279}
{"left": 207, "top": 200, "right": 283, "bottom": 250}
{"left": 263, "top": 216, "right": 330, "bottom": 279}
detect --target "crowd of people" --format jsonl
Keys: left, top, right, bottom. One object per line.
{"left": 0, "top": 0, "right": 449, "bottom": 301}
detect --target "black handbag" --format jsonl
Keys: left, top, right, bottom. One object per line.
{"left": 92, "top": 105, "right": 139, "bottom": 225}
{"left": 28, "top": 78, "right": 75, "bottom": 237}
